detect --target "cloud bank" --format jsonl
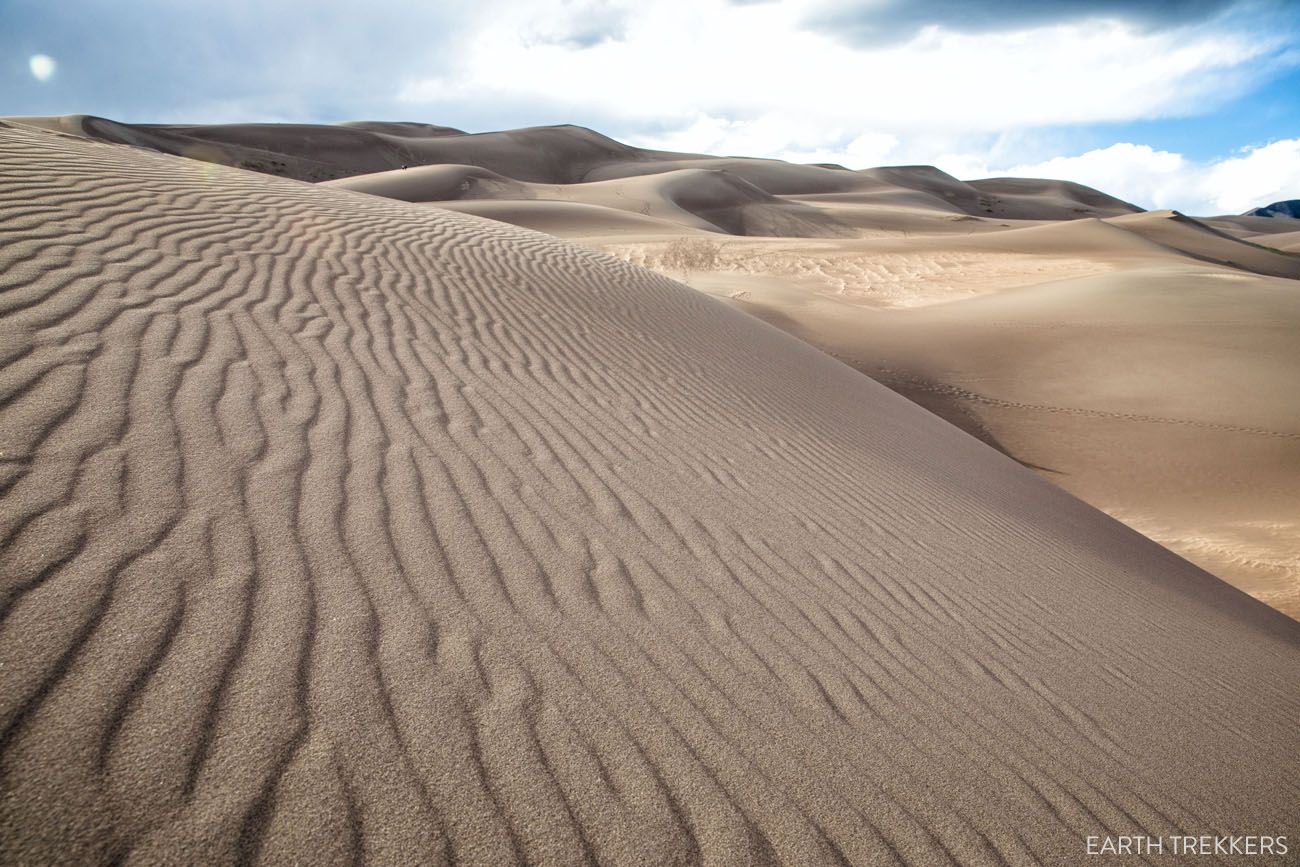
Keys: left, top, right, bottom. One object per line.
{"left": 998, "top": 139, "right": 1300, "bottom": 214}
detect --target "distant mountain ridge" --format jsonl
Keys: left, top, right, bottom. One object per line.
{"left": 1244, "top": 199, "right": 1300, "bottom": 218}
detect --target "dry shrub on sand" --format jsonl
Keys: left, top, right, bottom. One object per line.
{"left": 660, "top": 237, "right": 721, "bottom": 277}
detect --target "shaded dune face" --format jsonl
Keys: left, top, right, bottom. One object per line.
{"left": 117, "top": 118, "right": 656, "bottom": 185}
{"left": 1, "top": 123, "right": 1299, "bottom": 866}
{"left": 15, "top": 116, "right": 1146, "bottom": 226}
{"left": 323, "top": 164, "right": 537, "bottom": 204}
{"left": 651, "top": 170, "right": 854, "bottom": 238}
{"left": 1103, "top": 211, "right": 1300, "bottom": 280}
{"left": 324, "top": 166, "right": 855, "bottom": 239}
{"left": 964, "top": 178, "right": 1142, "bottom": 219}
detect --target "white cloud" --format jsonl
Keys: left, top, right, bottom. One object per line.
{"left": 997, "top": 143, "right": 1189, "bottom": 209}
{"left": 989, "top": 139, "right": 1300, "bottom": 214}
{"left": 517, "top": 0, "right": 632, "bottom": 47}
{"left": 390, "top": 0, "right": 1298, "bottom": 213}
{"left": 779, "top": 132, "right": 902, "bottom": 169}
{"left": 1199, "top": 139, "right": 1300, "bottom": 212}
{"left": 390, "top": 0, "right": 1297, "bottom": 214}
{"left": 399, "top": 0, "right": 1282, "bottom": 145}
{"left": 633, "top": 113, "right": 900, "bottom": 166}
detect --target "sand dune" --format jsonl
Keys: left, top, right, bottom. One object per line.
{"left": 280, "top": 115, "right": 1300, "bottom": 615}
{"left": 1259, "top": 229, "right": 1300, "bottom": 252}
{"left": 46, "top": 115, "right": 1296, "bottom": 618}
{"left": 30, "top": 117, "right": 1138, "bottom": 224}
{"left": 695, "top": 250, "right": 1300, "bottom": 618}
{"left": 965, "top": 178, "right": 1141, "bottom": 220}
{"left": 326, "top": 166, "right": 854, "bottom": 238}
{"left": 328, "top": 155, "right": 1137, "bottom": 227}
{"left": 435, "top": 199, "right": 703, "bottom": 239}
{"left": 553, "top": 207, "right": 1300, "bottom": 617}
{"left": 9, "top": 115, "right": 695, "bottom": 183}
{"left": 4, "top": 121, "right": 1299, "bottom": 865}
{"left": 530, "top": 168, "right": 853, "bottom": 238}
{"left": 607, "top": 236, "right": 1113, "bottom": 308}
{"left": 1103, "top": 211, "right": 1300, "bottom": 279}
{"left": 583, "top": 162, "right": 1135, "bottom": 221}
{"left": 5, "top": 115, "right": 462, "bottom": 181}
{"left": 1202, "top": 214, "right": 1300, "bottom": 253}
{"left": 583, "top": 157, "right": 870, "bottom": 196}
{"left": 322, "top": 164, "right": 537, "bottom": 203}
{"left": 805, "top": 169, "right": 1142, "bottom": 222}
{"left": 1201, "top": 213, "right": 1300, "bottom": 238}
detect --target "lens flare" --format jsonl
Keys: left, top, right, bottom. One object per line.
{"left": 29, "top": 55, "right": 56, "bottom": 82}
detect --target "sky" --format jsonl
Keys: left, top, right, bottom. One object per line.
{"left": 4, "top": 0, "right": 1299, "bottom": 214}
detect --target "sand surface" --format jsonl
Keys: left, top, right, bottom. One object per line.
{"left": 664, "top": 212, "right": 1300, "bottom": 620}
{"left": 205, "top": 115, "right": 1300, "bottom": 622}
{"left": 3, "top": 120, "right": 1300, "bottom": 865}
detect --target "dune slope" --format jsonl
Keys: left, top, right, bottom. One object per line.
{"left": 1104, "top": 211, "right": 1300, "bottom": 279}
{"left": 2, "top": 123, "right": 1299, "bottom": 866}
{"left": 5, "top": 116, "right": 690, "bottom": 184}
{"left": 9, "top": 117, "right": 1139, "bottom": 227}
{"left": 324, "top": 166, "right": 853, "bottom": 238}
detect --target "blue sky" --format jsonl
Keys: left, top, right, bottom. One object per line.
{"left": 4, "top": 0, "right": 1299, "bottom": 213}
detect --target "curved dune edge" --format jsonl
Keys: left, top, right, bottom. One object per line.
{"left": 325, "top": 166, "right": 856, "bottom": 239}
{"left": 9, "top": 115, "right": 1142, "bottom": 223}
{"left": 2, "top": 122, "right": 1299, "bottom": 865}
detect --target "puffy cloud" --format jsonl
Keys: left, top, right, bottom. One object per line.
{"left": 518, "top": 0, "right": 633, "bottom": 48}
{"left": 2, "top": 0, "right": 1292, "bottom": 142}
{"left": 983, "top": 139, "right": 1300, "bottom": 214}
{"left": 997, "top": 144, "right": 1190, "bottom": 209}
{"left": 398, "top": 0, "right": 1282, "bottom": 136}
{"left": 632, "top": 113, "right": 900, "bottom": 166}
{"left": 1198, "top": 138, "right": 1300, "bottom": 212}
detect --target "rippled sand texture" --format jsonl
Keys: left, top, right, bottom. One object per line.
{"left": 2, "top": 122, "right": 1299, "bottom": 865}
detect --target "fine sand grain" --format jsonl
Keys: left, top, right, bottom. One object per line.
{"left": 2, "top": 121, "right": 1299, "bottom": 865}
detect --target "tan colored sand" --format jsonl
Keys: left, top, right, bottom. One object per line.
{"left": 4, "top": 121, "right": 1299, "bottom": 865}
{"left": 87, "top": 115, "right": 1296, "bottom": 622}
{"left": 702, "top": 260, "right": 1300, "bottom": 621}
{"left": 606, "top": 239, "right": 1112, "bottom": 307}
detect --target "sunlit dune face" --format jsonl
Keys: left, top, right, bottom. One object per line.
{"left": 29, "top": 54, "right": 56, "bottom": 82}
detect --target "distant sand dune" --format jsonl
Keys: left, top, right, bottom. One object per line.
{"left": 1104, "top": 211, "right": 1300, "bottom": 280}
{"left": 436, "top": 199, "right": 703, "bottom": 239}
{"left": 2, "top": 121, "right": 1299, "bottom": 865}
{"left": 325, "top": 166, "right": 855, "bottom": 238}
{"left": 22, "top": 116, "right": 1140, "bottom": 223}
{"left": 7, "top": 116, "right": 687, "bottom": 184}
{"left": 1260, "top": 229, "right": 1300, "bottom": 252}
{"left": 716, "top": 259, "right": 1300, "bottom": 621}
{"left": 323, "top": 163, "right": 537, "bottom": 203}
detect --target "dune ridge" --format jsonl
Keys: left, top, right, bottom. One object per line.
{"left": 7, "top": 116, "right": 687, "bottom": 184}
{"left": 326, "top": 167, "right": 854, "bottom": 239}
{"left": 13, "top": 116, "right": 1139, "bottom": 223}
{"left": 2, "top": 122, "right": 1299, "bottom": 865}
